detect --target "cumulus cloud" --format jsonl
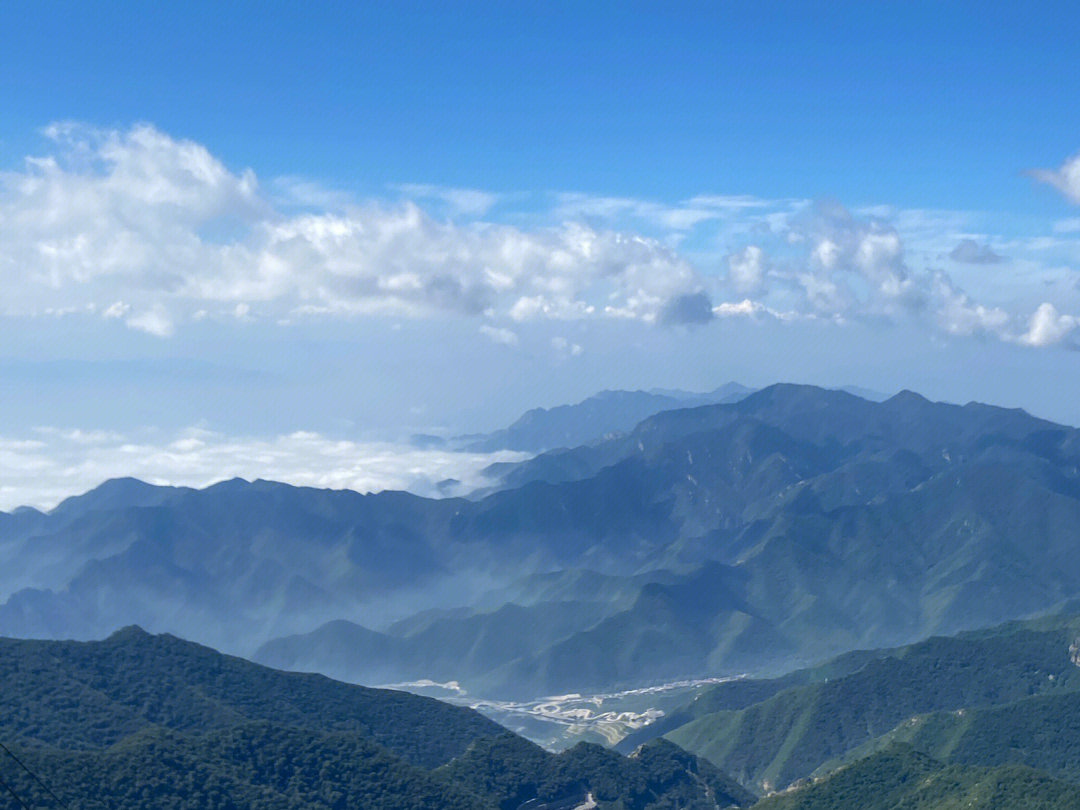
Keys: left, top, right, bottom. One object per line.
{"left": 126, "top": 305, "right": 175, "bottom": 337}
{"left": 2, "top": 121, "right": 1077, "bottom": 352}
{"left": 1019, "top": 302, "right": 1079, "bottom": 347}
{"left": 705, "top": 202, "right": 1078, "bottom": 348}
{"left": 1031, "top": 151, "right": 1080, "bottom": 204}
{"left": 802, "top": 203, "right": 921, "bottom": 310}
{"left": 949, "top": 238, "right": 1003, "bottom": 264}
{"left": 0, "top": 427, "right": 529, "bottom": 511}
{"left": 0, "top": 123, "right": 708, "bottom": 333}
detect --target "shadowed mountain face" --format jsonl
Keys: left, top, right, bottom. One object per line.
{"left": 6, "top": 384, "right": 1080, "bottom": 698}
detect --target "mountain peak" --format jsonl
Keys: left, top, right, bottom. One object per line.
{"left": 106, "top": 625, "right": 153, "bottom": 641}
{"left": 888, "top": 389, "right": 930, "bottom": 405}
{"left": 48, "top": 477, "right": 170, "bottom": 517}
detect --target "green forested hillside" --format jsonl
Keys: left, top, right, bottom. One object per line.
{"left": 752, "top": 745, "right": 1080, "bottom": 810}
{"left": 0, "top": 626, "right": 503, "bottom": 768}
{"left": 2, "top": 723, "right": 483, "bottom": 810}
{"left": 440, "top": 734, "right": 756, "bottom": 810}
{"left": 660, "top": 617, "right": 1080, "bottom": 791}
{"left": 0, "top": 630, "right": 752, "bottom": 810}
{"left": 829, "top": 689, "right": 1080, "bottom": 783}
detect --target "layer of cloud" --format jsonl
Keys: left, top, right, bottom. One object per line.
{"left": 0, "top": 123, "right": 706, "bottom": 331}
{"left": 0, "top": 427, "right": 529, "bottom": 511}
{"left": 2, "top": 121, "right": 1079, "bottom": 349}
{"left": 711, "top": 200, "right": 1080, "bottom": 346}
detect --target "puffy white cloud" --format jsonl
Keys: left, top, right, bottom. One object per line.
{"left": 791, "top": 203, "right": 922, "bottom": 315}
{"left": 1019, "top": 302, "right": 1079, "bottom": 347}
{"left": 3, "top": 122, "right": 1077, "bottom": 353}
{"left": 0, "top": 426, "right": 529, "bottom": 511}
{"left": 1031, "top": 151, "right": 1080, "bottom": 204}
{"left": 0, "top": 123, "right": 707, "bottom": 333}
{"left": 706, "top": 203, "right": 1071, "bottom": 348}
{"left": 713, "top": 299, "right": 766, "bottom": 318}
{"left": 125, "top": 305, "right": 175, "bottom": 337}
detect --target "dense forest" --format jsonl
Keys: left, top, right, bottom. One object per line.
{"left": 0, "top": 630, "right": 752, "bottom": 810}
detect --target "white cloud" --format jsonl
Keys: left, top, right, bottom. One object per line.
{"left": 1019, "top": 302, "right": 1079, "bottom": 347}
{"left": 2, "top": 121, "right": 1078, "bottom": 353}
{"left": 932, "top": 273, "right": 1010, "bottom": 337}
{"left": 704, "top": 203, "right": 1068, "bottom": 347}
{"left": 714, "top": 299, "right": 765, "bottom": 317}
{"left": 479, "top": 325, "right": 519, "bottom": 346}
{"left": 0, "top": 427, "right": 529, "bottom": 511}
{"left": 1031, "top": 151, "right": 1080, "bottom": 204}
{"left": 0, "top": 123, "right": 707, "bottom": 331}
{"left": 126, "top": 305, "right": 174, "bottom": 337}
{"left": 551, "top": 336, "right": 583, "bottom": 356}
{"left": 102, "top": 300, "right": 130, "bottom": 319}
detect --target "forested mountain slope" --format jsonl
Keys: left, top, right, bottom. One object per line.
{"left": 7, "top": 385, "right": 1080, "bottom": 698}
{"left": 0, "top": 630, "right": 751, "bottom": 810}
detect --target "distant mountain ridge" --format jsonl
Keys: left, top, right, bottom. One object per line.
{"left": 4, "top": 383, "right": 1080, "bottom": 700}
{"left": 461, "top": 382, "right": 755, "bottom": 453}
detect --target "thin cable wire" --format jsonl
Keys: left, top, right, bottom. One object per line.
{"left": 0, "top": 743, "right": 70, "bottom": 810}
{"left": 0, "top": 770, "right": 34, "bottom": 810}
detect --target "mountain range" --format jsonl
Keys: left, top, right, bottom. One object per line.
{"left": 460, "top": 382, "right": 755, "bottom": 453}
{"left": 5, "top": 383, "right": 1080, "bottom": 702}
{"left": 2, "top": 622, "right": 1078, "bottom": 810}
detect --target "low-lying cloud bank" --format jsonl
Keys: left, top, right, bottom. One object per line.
{"left": 0, "top": 427, "right": 528, "bottom": 512}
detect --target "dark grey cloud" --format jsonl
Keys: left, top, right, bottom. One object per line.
{"left": 949, "top": 238, "right": 1003, "bottom": 265}
{"left": 659, "top": 291, "right": 714, "bottom": 325}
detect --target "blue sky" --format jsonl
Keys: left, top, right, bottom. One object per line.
{"left": 2, "top": 1, "right": 1080, "bottom": 507}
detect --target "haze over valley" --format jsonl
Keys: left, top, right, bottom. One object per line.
{"left": 6, "top": 3, "right": 1080, "bottom": 807}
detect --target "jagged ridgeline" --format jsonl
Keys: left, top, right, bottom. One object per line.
{"left": 7, "top": 384, "right": 1080, "bottom": 700}
{"left": 0, "top": 629, "right": 753, "bottom": 810}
